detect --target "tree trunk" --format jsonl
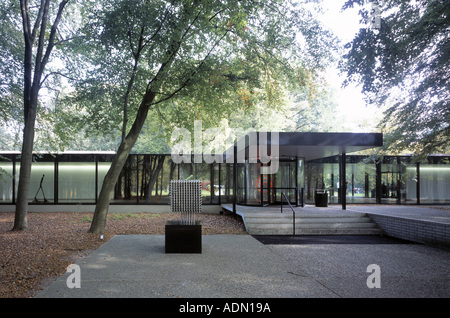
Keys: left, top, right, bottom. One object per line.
{"left": 145, "top": 155, "right": 165, "bottom": 202}
{"left": 13, "top": 102, "right": 37, "bottom": 231}
{"left": 89, "top": 91, "right": 156, "bottom": 234}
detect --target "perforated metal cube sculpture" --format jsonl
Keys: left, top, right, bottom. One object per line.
{"left": 169, "top": 180, "right": 202, "bottom": 225}
{"left": 166, "top": 180, "right": 202, "bottom": 253}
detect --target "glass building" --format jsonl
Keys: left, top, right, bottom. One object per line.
{"left": 305, "top": 154, "right": 450, "bottom": 205}
{"left": 1, "top": 132, "right": 449, "bottom": 207}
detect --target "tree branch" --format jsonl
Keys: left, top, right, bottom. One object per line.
{"left": 39, "top": 71, "right": 79, "bottom": 88}
{"left": 145, "top": 6, "right": 203, "bottom": 93}
{"left": 34, "top": 0, "right": 51, "bottom": 79}
{"left": 40, "top": 0, "right": 70, "bottom": 72}
{"left": 19, "top": 0, "right": 31, "bottom": 44}
{"left": 151, "top": 29, "right": 230, "bottom": 106}
{"left": 53, "top": 36, "right": 76, "bottom": 46}
{"left": 31, "top": 0, "right": 46, "bottom": 41}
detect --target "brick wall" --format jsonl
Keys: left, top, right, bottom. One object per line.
{"left": 368, "top": 213, "right": 450, "bottom": 246}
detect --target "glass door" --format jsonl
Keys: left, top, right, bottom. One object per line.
{"left": 272, "top": 161, "right": 297, "bottom": 205}
{"left": 380, "top": 161, "right": 402, "bottom": 204}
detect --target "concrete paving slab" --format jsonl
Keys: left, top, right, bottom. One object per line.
{"left": 35, "top": 235, "right": 337, "bottom": 298}
{"left": 269, "top": 243, "right": 450, "bottom": 298}
{"left": 35, "top": 234, "right": 450, "bottom": 299}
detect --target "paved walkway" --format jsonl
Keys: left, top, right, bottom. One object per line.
{"left": 36, "top": 234, "right": 449, "bottom": 299}
{"left": 35, "top": 205, "right": 450, "bottom": 299}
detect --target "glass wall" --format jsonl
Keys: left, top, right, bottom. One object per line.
{"left": 246, "top": 162, "right": 262, "bottom": 205}
{"left": 112, "top": 154, "right": 136, "bottom": 203}
{"left": 114, "top": 155, "right": 178, "bottom": 204}
{"left": 273, "top": 161, "right": 297, "bottom": 204}
{"left": 236, "top": 162, "right": 273, "bottom": 206}
{"left": 297, "top": 158, "right": 305, "bottom": 205}
{"left": 0, "top": 155, "right": 14, "bottom": 203}
{"left": 13, "top": 155, "right": 56, "bottom": 203}
{"left": 381, "top": 156, "right": 418, "bottom": 205}
{"left": 234, "top": 160, "right": 300, "bottom": 206}
{"left": 0, "top": 152, "right": 449, "bottom": 206}
{"left": 306, "top": 156, "right": 380, "bottom": 205}
{"left": 347, "top": 157, "right": 377, "bottom": 204}
{"left": 211, "top": 163, "right": 233, "bottom": 204}
{"left": 404, "top": 164, "right": 417, "bottom": 203}
{"left": 219, "top": 163, "right": 234, "bottom": 203}
{"left": 380, "top": 156, "right": 400, "bottom": 204}
{"left": 137, "top": 155, "right": 169, "bottom": 204}
{"left": 420, "top": 164, "right": 450, "bottom": 204}
{"left": 196, "top": 162, "right": 212, "bottom": 204}
{"left": 305, "top": 157, "right": 340, "bottom": 204}
{"left": 236, "top": 163, "right": 245, "bottom": 204}
{"left": 98, "top": 155, "right": 113, "bottom": 202}
{"left": 305, "top": 155, "right": 450, "bottom": 205}
{"left": 29, "top": 161, "right": 55, "bottom": 203}
{"left": 58, "top": 155, "right": 95, "bottom": 203}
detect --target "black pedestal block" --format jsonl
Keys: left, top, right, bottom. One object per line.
{"left": 165, "top": 221, "right": 202, "bottom": 253}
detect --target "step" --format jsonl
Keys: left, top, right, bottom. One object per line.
{"left": 247, "top": 222, "right": 383, "bottom": 235}
{"left": 240, "top": 212, "right": 384, "bottom": 236}
{"left": 249, "top": 227, "right": 384, "bottom": 235}
{"left": 246, "top": 217, "right": 375, "bottom": 224}
{"left": 243, "top": 212, "right": 367, "bottom": 217}
{"left": 249, "top": 222, "right": 378, "bottom": 229}
{"left": 249, "top": 228, "right": 383, "bottom": 236}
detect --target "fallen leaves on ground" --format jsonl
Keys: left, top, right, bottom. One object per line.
{"left": 0, "top": 211, "right": 247, "bottom": 298}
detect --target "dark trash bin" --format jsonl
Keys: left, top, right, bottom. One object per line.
{"left": 315, "top": 189, "right": 328, "bottom": 207}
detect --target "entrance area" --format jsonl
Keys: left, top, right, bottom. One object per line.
{"left": 236, "top": 160, "right": 302, "bottom": 206}
{"left": 231, "top": 132, "right": 383, "bottom": 209}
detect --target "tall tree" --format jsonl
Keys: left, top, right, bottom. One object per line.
{"left": 13, "top": 0, "right": 69, "bottom": 230}
{"left": 341, "top": 0, "right": 449, "bottom": 156}
{"left": 10, "top": 0, "right": 72, "bottom": 231}
{"left": 62, "top": 0, "right": 335, "bottom": 233}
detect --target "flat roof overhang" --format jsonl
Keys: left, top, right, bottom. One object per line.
{"left": 225, "top": 132, "right": 383, "bottom": 162}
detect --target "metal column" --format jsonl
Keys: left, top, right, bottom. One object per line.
{"left": 340, "top": 152, "right": 346, "bottom": 210}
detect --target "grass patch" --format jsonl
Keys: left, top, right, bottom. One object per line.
{"left": 79, "top": 215, "right": 92, "bottom": 223}
{"left": 109, "top": 213, "right": 160, "bottom": 220}
{"left": 78, "top": 213, "right": 160, "bottom": 223}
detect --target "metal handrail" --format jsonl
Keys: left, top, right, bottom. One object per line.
{"left": 281, "top": 192, "right": 296, "bottom": 235}
{"left": 275, "top": 187, "right": 302, "bottom": 206}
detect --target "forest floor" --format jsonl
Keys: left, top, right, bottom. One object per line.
{"left": 0, "top": 211, "right": 247, "bottom": 298}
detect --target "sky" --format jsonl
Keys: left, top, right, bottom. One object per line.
{"left": 317, "top": 0, "right": 384, "bottom": 132}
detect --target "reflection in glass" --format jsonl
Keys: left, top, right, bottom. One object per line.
{"left": 0, "top": 162, "right": 13, "bottom": 202}
{"left": 347, "top": 162, "right": 376, "bottom": 204}
{"left": 2, "top": 153, "right": 449, "bottom": 207}
{"left": 220, "top": 163, "right": 234, "bottom": 203}
{"left": 420, "top": 164, "right": 450, "bottom": 203}
{"left": 15, "top": 161, "right": 55, "bottom": 203}
{"left": 58, "top": 162, "right": 95, "bottom": 203}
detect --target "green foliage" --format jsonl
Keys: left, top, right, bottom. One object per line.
{"left": 0, "top": 1, "right": 23, "bottom": 125}
{"left": 1, "top": 0, "right": 339, "bottom": 154}
{"left": 294, "top": 86, "right": 345, "bottom": 132}
{"left": 57, "top": 0, "right": 337, "bottom": 149}
{"left": 79, "top": 215, "right": 93, "bottom": 223}
{"left": 341, "top": 0, "right": 450, "bottom": 156}
{"left": 0, "top": 0, "right": 88, "bottom": 152}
